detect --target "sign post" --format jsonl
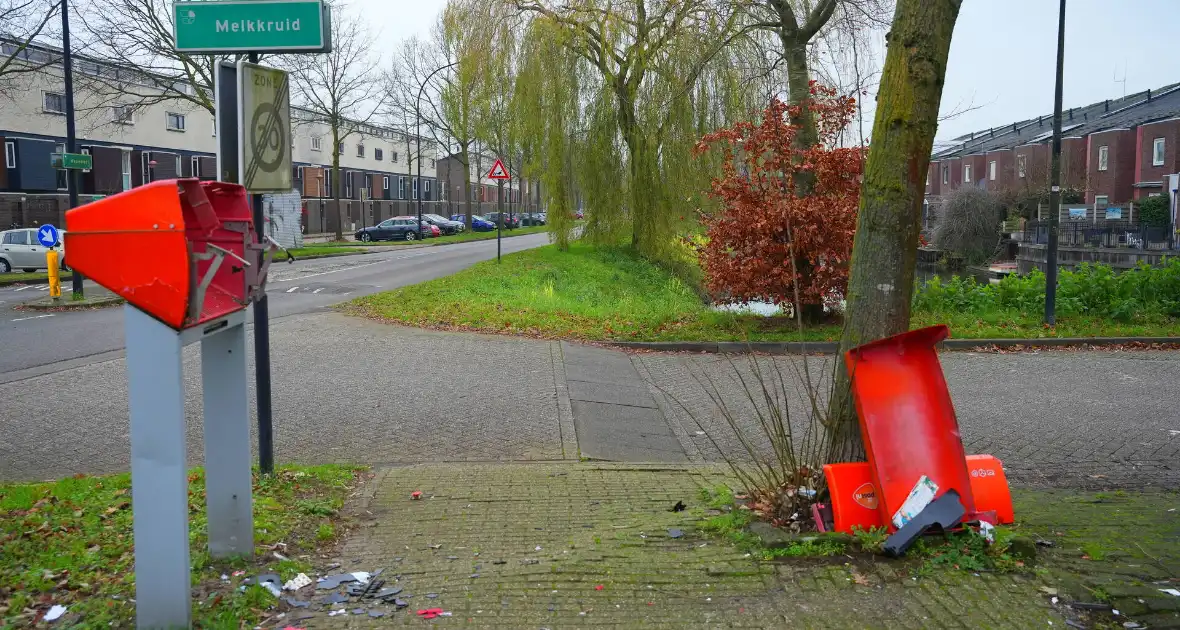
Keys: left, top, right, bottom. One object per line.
{"left": 50, "top": 152, "right": 92, "bottom": 170}
{"left": 237, "top": 61, "right": 292, "bottom": 194}
{"left": 488, "top": 159, "right": 511, "bottom": 263}
{"left": 37, "top": 224, "right": 61, "bottom": 300}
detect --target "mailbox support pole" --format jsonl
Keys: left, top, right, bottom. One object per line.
{"left": 247, "top": 51, "right": 276, "bottom": 476}
{"left": 125, "top": 305, "right": 253, "bottom": 629}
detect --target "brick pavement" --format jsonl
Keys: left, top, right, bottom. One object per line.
{"left": 2, "top": 312, "right": 1177, "bottom": 489}
{"left": 296, "top": 463, "right": 1064, "bottom": 628}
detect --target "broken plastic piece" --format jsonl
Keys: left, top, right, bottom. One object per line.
{"left": 883, "top": 489, "right": 966, "bottom": 557}
{"left": 671, "top": 501, "right": 686, "bottom": 512}
{"left": 284, "top": 573, "right": 312, "bottom": 591}
{"left": 44, "top": 605, "right": 67, "bottom": 622}
{"left": 327, "top": 609, "right": 347, "bottom": 617}
{"left": 316, "top": 573, "right": 359, "bottom": 590}
{"left": 417, "top": 608, "right": 445, "bottom": 619}
{"left": 595, "top": 585, "right": 604, "bottom": 591}
{"left": 1161, "top": 589, "right": 1180, "bottom": 597}
{"left": 892, "top": 476, "right": 939, "bottom": 530}
{"left": 283, "top": 597, "right": 310, "bottom": 608}
{"left": 668, "top": 528, "right": 684, "bottom": 539}
{"left": 979, "top": 521, "right": 996, "bottom": 544}
{"left": 369, "top": 610, "right": 386, "bottom": 618}
{"left": 411, "top": 491, "right": 422, "bottom": 500}
{"left": 321, "top": 592, "right": 349, "bottom": 605}
{"left": 351, "top": 608, "right": 366, "bottom": 615}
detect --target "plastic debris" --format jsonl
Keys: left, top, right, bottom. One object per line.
{"left": 884, "top": 489, "right": 966, "bottom": 557}
{"left": 1161, "top": 589, "right": 1180, "bottom": 597}
{"left": 411, "top": 491, "right": 422, "bottom": 500}
{"left": 595, "top": 585, "right": 604, "bottom": 591}
{"left": 316, "top": 573, "right": 361, "bottom": 590}
{"left": 417, "top": 608, "right": 446, "bottom": 619}
{"left": 671, "top": 501, "right": 686, "bottom": 512}
{"left": 891, "top": 475, "right": 939, "bottom": 530}
{"left": 327, "top": 609, "right": 347, "bottom": 617}
{"left": 351, "top": 608, "right": 366, "bottom": 615}
{"left": 44, "top": 605, "right": 67, "bottom": 622}
{"left": 220, "top": 574, "right": 229, "bottom": 581}
{"left": 321, "top": 592, "right": 350, "bottom": 605}
{"left": 375, "top": 586, "right": 404, "bottom": 600}
{"left": 979, "top": 521, "right": 996, "bottom": 544}
{"left": 232, "top": 570, "right": 247, "bottom": 577}
{"left": 369, "top": 610, "right": 386, "bottom": 618}
{"left": 280, "top": 627, "right": 306, "bottom": 630}
{"left": 426, "top": 593, "right": 439, "bottom": 599}
{"left": 535, "top": 545, "right": 543, "bottom": 551}
{"left": 284, "top": 597, "right": 310, "bottom": 609}
{"left": 668, "top": 529, "right": 684, "bottom": 539}
{"left": 255, "top": 574, "right": 283, "bottom": 597}
{"left": 284, "top": 573, "right": 312, "bottom": 591}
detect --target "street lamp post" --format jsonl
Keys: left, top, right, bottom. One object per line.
{"left": 416, "top": 61, "right": 458, "bottom": 233}
{"left": 1044, "top": 0, "right": 1066, "bottom": 326}
{"left": 60, "top": 0, "right": 83, "bottom": 297}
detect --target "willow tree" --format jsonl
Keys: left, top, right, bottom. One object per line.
{"left": 508, "top": 0, "right": 741, "bottom": 261}
{"left": 825, "top": 0, "right": 961, "bottom": 463}
{"left": 514, "top": 18, "right": 580, "bottom": 249}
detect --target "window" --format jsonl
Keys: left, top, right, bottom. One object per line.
{"left": 356, "top": 144, "right": 365, "bottom": 158}
{"left": 2, "top": 230, "right": 27, "bottom": 245}
{"left": 941, "top": 165, "right": 949, "bottom": 184}
{"left": 345, "top": 171, "right": 353, "bottom": 197}
{"left": 4, "top": 141, "right": 14, "bottom": 169}
{"left": 311, "top": 136, "right": 322, "bottom": 152}
{"left": 399, "top": 176, "right": 407, "bottom": 199}
{"left": 166, "top": 112, "right": 185, "bottom": 131}
{"left": 988, "top": 160, "right": 996, "bottom": 181}
{"left": 1098, "top": 145, "right": 1109, "bottom": 171}
{"left": 1149, "top": 192, "right": 1162, "bottom": 197}
{"left": 42, "top": 91, "right": 65, "bottom": 114}
{"left": 121, "top": 150, "right": 132, "bottom": 190}
{"left": 963, "top": 164, "right": 972, "bottom": 183}
{"left": 81, "top": 147, "right": 91, "bottom": 174}
{"left": 55, "top": 143, "right": 66, "bottom": 190}
{"left": 338, "top": 142, "right": 344, "bottom": 154}
{"left": 1095, "top": 195, "right": 1109, "bottom": 208}
{"left": 391, "top": 151, "right": 398, "bottom": 163}
{"left": 1153, "top": 137, "right": 1165, "bottom": 167}
{"left": 295, "top": 166, "right": 304, "bottom": 181}
{"left": 192, "top": 156, "right": 200, "bottom": 178}
{"left": 424, "top": 180, "right": 431, "bottom": 197}
{"left": 430, "top": 159, "right": 436, "bottom": 168}
{"left": 112, "top": 105, "right": 134, "bottom": 125}
{"left": 1017, "top": 155, "right": 1027, "bottom": 178}
{"left": 374, "top": 148, "right": 383, "bottom": 161}
{"left": 412, "top": 178, "right": 419, "bottom": 200}
{"left": 382, "top": 176, "right": 389, "bottom": 190}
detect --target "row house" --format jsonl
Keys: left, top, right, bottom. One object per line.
{"left": 926, "top": 84, "right": 1180, "bottom": 209}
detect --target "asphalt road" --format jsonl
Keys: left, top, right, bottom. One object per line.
{"left": 0, "top": 231, "right": 553, "bottom": 379}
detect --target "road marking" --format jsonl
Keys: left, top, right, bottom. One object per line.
{"left": 11, "top": 314, "right": 55, "bottom": 322}
{"left": 272, "top": 259, "right": 384, "bottom": 282}
{"left": 37, "top": 285, "right": 49, "bottom": 291}
{"left": 14, "top": 285, "right": 36, "bottom": 292}
{"left": 312, "top": 288, "right": 324, "bottom": 294}
{"left": 286, "top": 286, "right": 300, "bottom": 293}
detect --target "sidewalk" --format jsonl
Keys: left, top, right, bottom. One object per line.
{"left": 287, "top": 463, "right": 1179, "bottom": 628}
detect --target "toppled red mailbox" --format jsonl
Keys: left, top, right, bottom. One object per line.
{"left": 64, "top": 179, "right": 264, "bottom": 329}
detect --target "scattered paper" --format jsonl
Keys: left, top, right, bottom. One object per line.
{"left": 892, "top": 476, "right": 939, "bottom": 530}
{"left": 284, "top": 573, "right": 312, "bottom": 591}
{"left": 44, "top": 605, "right": 67, "bottom": 622}
{"left": 979, "top": 521, "right": 996, "bottom": 544}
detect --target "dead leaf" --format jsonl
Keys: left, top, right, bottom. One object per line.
{"left": 850, "top": 570, "right": 870, "bottom": 586}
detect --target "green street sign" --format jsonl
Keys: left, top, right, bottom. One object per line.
{"left": 173, "top": 0, "right": 331, "bottom": 53}
{"left": 50, "top": 152, "right": 92, "bottom": 170}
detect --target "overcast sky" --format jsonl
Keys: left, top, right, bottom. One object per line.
{"left": 349, "top": 0, "right": 1180, "bottom": 143}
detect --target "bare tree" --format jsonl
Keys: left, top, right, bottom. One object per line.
{"left": 283, "top": 9, "right": 382, "bottom": 240}
{"left": 72, "top": 0, "right": 222, "bottom": 117}
{"left": 0, "top": 0, "right": 61, "bottom": 99}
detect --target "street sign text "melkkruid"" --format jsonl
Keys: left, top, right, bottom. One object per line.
{"left": 173, "top": 0, "right": 332, "bottom": 54}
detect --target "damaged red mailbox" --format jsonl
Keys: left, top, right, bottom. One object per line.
{"left": 64, "top": 179, "right": 262, "bottom": 329}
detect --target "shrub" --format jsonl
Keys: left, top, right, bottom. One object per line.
{"left": 1138, "top": 195, "right": 1170, "bottom": 228}
{"left": 932, "top": 188, "right": 1004, "bottom": 266}
{"left": 913, "top": 257, "right": 1180, "bottom": 321}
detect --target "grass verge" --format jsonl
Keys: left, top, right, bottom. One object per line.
{"left": 0, "top": 464, "right": 366, "bottom": 628}
{"left": 287, "top": 245, "right": 365, "bottom": 258}
{"left": 346, "top": 243, "right": 1180, "bottom": 342}
{"left": 0, "top": 272, "right": 51, "bottom": 286}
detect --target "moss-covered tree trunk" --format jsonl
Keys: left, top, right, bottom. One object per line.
{"left": 826, "top": 0, "right": 962, "bottom": 463}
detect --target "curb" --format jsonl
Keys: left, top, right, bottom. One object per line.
{"left": 609, "top": 337, "right": 1180, "bottom": 355}
{"left": 20, "top": 295, "right": 125, "bottom": 311}
{"left": 0, "top": 277, "right": 50, "bottom": 287}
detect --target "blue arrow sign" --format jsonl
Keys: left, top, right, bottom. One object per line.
{"left": 37, "top": 224, "right": 59, "bottom": 248}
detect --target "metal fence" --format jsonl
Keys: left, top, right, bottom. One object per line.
{"left": 1019, "top": 219, "right": 1173, "bottom": 250}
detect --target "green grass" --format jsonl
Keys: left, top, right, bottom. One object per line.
{"left": 0, "top": 271, "right": 50, "bottom": 284}
{"left": 346, "top": 242, "right": 1180, "bottom": 342}
{"left": 0, "top": 464, "right": 365, "bottom": 627}
{"left": 287, "top": 245, "right": 365, "bottom": 257}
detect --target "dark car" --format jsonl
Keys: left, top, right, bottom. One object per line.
{"left": 520, "top": 212, "right": 546, "bottom": 226}
{"left": 484, "top": 212, "right": 520, "bottom": 229}
{"left": 423, "top": 213, "right": 464, "bottom": 235}
{"left": 355, "top": 217, "right": 429, "bottom": 242}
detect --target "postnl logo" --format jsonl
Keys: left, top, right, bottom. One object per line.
{"left": 852, "top": 482, "right": 878, "bottom": 510}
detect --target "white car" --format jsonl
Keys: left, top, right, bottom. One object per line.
{"left": 0, "top": 227, "right": 68, "bottom": 273}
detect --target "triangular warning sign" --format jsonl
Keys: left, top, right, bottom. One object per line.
{"left": 487, "top": 159, "right": 510, "bottom": 180}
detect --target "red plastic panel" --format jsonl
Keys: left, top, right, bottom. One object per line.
{"left": 823, "top": 455, "right": 1013, "bottom": 534}
{"left": 181, "top": 180, "right": 252, "bottom": 327}
{"left": 844, "top": 325, "right": 975, "bottom": 531}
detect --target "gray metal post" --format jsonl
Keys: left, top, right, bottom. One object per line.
{"left": 124, "top": 305, "right": 191, "bottom": 629}
{"left": 1044, "top": 0, "right": 1066, "bottom": 326}
{"left": 201, "top": 321, "right": 254, "bottom": 558}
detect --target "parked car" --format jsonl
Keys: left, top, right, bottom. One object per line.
{"left": 425, "top": 222, "right": 441, "bottom": 237}
{"left": 484, "top": 212, "right": 520, "bottom": 229}
{"left": 520, "top": 212, "right": 546, "bottom": 226}
{"left": 355, "top": 217, "right": 429, "bottom": 242}
{"left": 423, "top": 213, "right": 464, "bottom": 235}
{"left": 452, "top": 214, "right": 496, "bottom": 232}
{"left": 0, "top": 227, "right": 68, "bottom": 273}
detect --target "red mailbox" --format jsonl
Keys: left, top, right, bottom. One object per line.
{"left": 65, "top": 179, "right": 269, "bottom": 330}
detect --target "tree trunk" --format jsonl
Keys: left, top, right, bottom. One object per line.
{"left": 826, "top": 0, "right": 962, "bottom": 463}
{"left": 781, "top": 41, "right": 817, "bottom": 156}
{"left": 332, "top": 125, "right": 343, "bottom": 241}
{"left": 461, "top": 147, "right": 473, "bottom": 230}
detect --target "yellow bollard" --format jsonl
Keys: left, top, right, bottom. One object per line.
{"left": 46, "top": 248, "right": 61, "bottom": 299}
